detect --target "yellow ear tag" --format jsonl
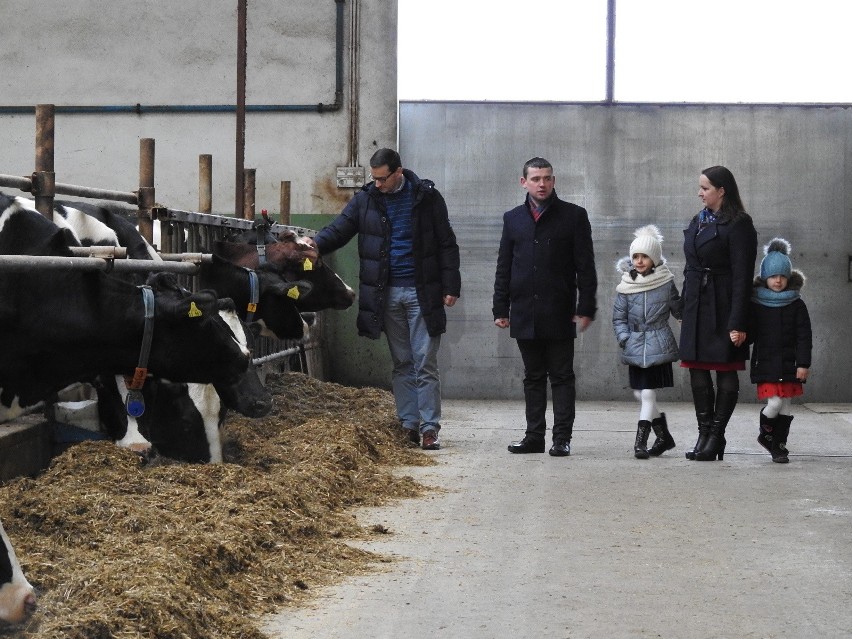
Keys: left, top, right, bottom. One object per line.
{"left": 246, "top": 302, "right": 257, "bottom": 313}
{"left": 302, "top": 258, "right": 313, "bottom": 271}
{"left": 188, "top": 301, "right": 203, "bottom": 318}
{"left": 287, "top": 286, "right": 301, "bottom": 300}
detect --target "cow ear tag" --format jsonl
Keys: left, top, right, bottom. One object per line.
{"left": 287, "top": 286, "right": 300, "bottom": 300}
{"left": 302, "top": 258, "right": 313, "bottom": 271}
{"left": 188, "top": 301, "right": 203, "bottom": 318}
{"left": 125, "top": 390, "right": 145, "bottom": 417}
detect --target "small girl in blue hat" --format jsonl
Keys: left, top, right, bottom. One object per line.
{"left": 742, "top": 238, "right": 813, "bottom": 463}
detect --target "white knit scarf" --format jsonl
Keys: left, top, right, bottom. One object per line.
{"left": 616, "top": 263, "right": 675, "bottom": 294}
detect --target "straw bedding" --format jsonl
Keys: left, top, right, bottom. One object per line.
{"left": 0, "top": 372, "right": 433, "bottom": 638}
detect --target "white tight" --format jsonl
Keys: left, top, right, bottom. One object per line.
{"left": 633, "top": 389, "right": 660, "bottom": 422}
{"left": 762, "top": 395, "right": 792, "bottom": 419}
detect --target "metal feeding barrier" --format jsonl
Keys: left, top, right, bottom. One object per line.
{"left": 0, "top": 104, "right": 323, "bottom": 375}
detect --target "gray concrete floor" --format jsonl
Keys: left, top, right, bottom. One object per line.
{"left": 263, "top": 400, "right": 852, "bottom": 639}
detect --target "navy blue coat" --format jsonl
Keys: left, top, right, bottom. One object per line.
{"left": 313, "top": 170, "right": 461, "bottom": 340}
{"left": 679, "top": 211, "right": 757, "bottom": 362}
{"left": 492, "top": 194, "right": 597, "bottom": 340}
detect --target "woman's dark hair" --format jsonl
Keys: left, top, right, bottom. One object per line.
{"left": 702, "top": 165, "right": 747, "bottom": 220}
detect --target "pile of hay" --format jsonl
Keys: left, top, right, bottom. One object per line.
{"left": 0, "top": 373, "right": 433, "bottom": 638}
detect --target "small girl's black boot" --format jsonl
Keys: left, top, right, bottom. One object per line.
{"left": 648, "top": 412, "right": 676, "bottom": 456}
{"left": 634, "top": 420, "right": 652, "bottom": 459}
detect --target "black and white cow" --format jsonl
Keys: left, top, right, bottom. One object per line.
{"left": 46, "top": 199, "right": 274, "bottom": 462}
{"left": 199, "top": 254, "right": 313, "bottom": 340}
{"left": 0, "top": 192, "right": 251, "bottom": 424}
{"left": 0, "top": 518, "right": 36, "bottom": 625}
{"left": 213, "top": 228, "right": 356, "bottom": 312}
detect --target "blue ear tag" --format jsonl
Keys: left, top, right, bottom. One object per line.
{"left": 125, "top": 390, "right": 146, "bottom": 418}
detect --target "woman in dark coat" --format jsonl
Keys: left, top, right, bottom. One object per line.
{"left": 679, "top": 166, "right": 758, "bottom": 461}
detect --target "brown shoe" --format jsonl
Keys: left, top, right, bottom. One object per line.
{"left": 422, "top": 430, "right": 440, "bottom": 450}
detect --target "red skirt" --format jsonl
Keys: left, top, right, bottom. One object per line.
{"left": 757, "top": 382, "right": 803, "bottom": 399}
{"left": 680, "top": 360, "right": 746, "bottom": 371}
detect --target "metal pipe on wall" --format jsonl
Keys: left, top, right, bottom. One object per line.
{"left": 235, "top": 0, "right": 248, "bottom": 218}
{"left": 0, "top": 1, "right": 347, "bottom": 117}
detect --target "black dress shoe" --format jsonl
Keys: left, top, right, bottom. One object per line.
{"left": 549, "top": 440, "right": 571, "bottom": 457}
{"left": 508, "top": 436, "right": 545, "bottom": 454}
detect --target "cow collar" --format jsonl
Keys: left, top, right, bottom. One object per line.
{"left": 255, "top": 211, "right": 270, "bottom": 266}
{"left": 243, "top": 267, "right": 260, "bottom": 323}
{"left": 125, "top": 285, "right": 155, "bottom": 389}
{"left": 124, "top": 285, "right": 154, "bottom": 417}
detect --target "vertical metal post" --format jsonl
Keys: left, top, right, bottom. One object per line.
{"left": 606, "top": 0, "right": 616, "bottom": 103}
{"left": 199, "top": 154, "right": 213, "bottom": 213}
{"left": 138, "top": 138, "right": 155, "bottom": 245}
{"left": 243, "top": 168, "right": 255, "bottom": 220}
{"left": 279, "top": 180, "right": 291, "bottom": 226}
{"left": 34, "top": 104, "right": 56, "bottom": 220}
{"left": 235, "top": 0, "right": 247, "bottom": 217}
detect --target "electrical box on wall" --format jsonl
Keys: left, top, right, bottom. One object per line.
{"left": 336, "top": 166, "right": 366, "bottom": 189}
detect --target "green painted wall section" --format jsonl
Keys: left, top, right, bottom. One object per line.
{"left": 292, "top": 214, "right": 391, "bottom": 390}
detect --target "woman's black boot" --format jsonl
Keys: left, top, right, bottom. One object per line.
{"left": 695, "top": 389, "right": 738, "bottom": 461}
{"left": 634, "top": 420, "right": 652, "bottom": 459}
{"left": 771, "top": 414, "right": 793, "bottom": 463}
{"left": 648, "top": 413, "right": 675, "bottom": 456}
{"left": 686, "top": 386, "right": 715, "bottom": 460}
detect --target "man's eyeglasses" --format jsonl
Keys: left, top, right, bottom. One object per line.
{"left": 371, "top": 171, "right": 397, "bottom": 184}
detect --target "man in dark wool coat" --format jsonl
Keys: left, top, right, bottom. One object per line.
{"left": 493, "top": 157, "right": 598, "bottom": 457}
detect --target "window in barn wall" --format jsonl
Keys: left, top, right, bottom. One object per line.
{"left": 397, "top": 0, "right": 608, "bottom": 102}
{"left": 398, "top": 0, "right": 852, "bottom": 104}
{"left": 615, "top": 0, "right": 852, "bottom": 103}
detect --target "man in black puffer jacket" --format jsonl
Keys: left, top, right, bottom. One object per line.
{"left": 313, "top": 148, "right": 461, "bottom": 451}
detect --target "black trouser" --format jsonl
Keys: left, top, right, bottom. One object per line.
{"left": 516, "top": 338, "right": 576, "bottom": 442}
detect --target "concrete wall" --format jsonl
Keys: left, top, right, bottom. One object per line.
{"left": 2, "top": 4, "right": 850, "bottom": 403}
{"left": 0, "top": 0, "right": 397, "bottom": 217}
{"left": 0, "top": 0, "right": 397, "bottom": 393}
{"left": 399, "top": 102, "right": 852, "bottom": 403}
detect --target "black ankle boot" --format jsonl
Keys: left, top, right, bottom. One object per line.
{"left": 648, "top": 413, "right": 675, "bottom": 456}
{"left": 686, "top": 386, "right": 715, "bottom": 460}
{"left": 695, "top": 389, "right": 738, "bottom": 461}
{"left": 771, "top": 414, "right": 793, "bottom": 463}
{"left": 634, "top": 420, "right": 652, "bottom": 459}
{"left": 757, "top": 409, "right": 778, "bottom": 453}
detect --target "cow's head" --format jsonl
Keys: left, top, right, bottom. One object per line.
{"left": 212, "top": 303, "right": 272, "bottom": 418}
{"left": 212, "top": 236, "right": 355, "bottom": 312}
{"left": 0, "top": 520, "right": 36, "bottom": 625}
{"left": 145, "top": 273, "right": 250, "bottom": 387}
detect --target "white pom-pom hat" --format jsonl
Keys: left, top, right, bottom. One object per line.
{"left": 629, "top": 224, "right": 664, "bottom": 266}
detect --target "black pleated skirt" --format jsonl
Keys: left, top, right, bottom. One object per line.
{"left": 628, "top": 363, "right": 674, "bottom": 390}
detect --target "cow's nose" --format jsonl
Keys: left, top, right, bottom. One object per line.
{"left": 250, "top": 398, "right": 273, "bottom": 418}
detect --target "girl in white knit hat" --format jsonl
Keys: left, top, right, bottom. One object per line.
{"left": 612, "top": 225, "right": 683, "bottom": 458}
